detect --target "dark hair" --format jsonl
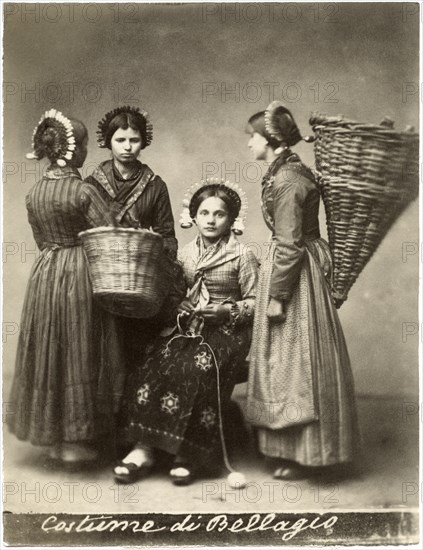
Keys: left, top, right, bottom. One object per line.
{"left": 34, "top": 117, "right": 87, "bottom": 162}
{"left": 104, "top": 112, "right": 147, "bottom": 149}
{"left": 71, "top": 119, "right": 88, "bottom": 143}
{"left": 190, "top": 186, "right": 240, "bottom": 225}
{"left": 247, "top": 107, "right": 302, "bottom": 148}
{"left": 247, "top": 111, "right": 280, "bottom": 149}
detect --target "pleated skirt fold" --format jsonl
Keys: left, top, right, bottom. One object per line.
{"left": 247, "top": 239, "right": 359, "bottom": 466}
{"left": 7, "top": 246, "right": 123, "bottom": 445}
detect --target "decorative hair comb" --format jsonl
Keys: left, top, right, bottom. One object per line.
{"left": 96, "top": 105, "right": 153, "bottom": 149}
{"left": 26, "top": 109, "right": 76, "bottom": 166}
{"left": 265, "top": 100, "right": 314, "bottom": 148}
{"left": 179, "top": 177, "right": 248, "bottom": 235}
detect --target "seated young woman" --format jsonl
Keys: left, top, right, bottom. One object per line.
{"left": 114, "top": 179, "right": 258, "bottom": 485}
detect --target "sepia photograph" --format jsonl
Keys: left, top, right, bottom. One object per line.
{"left": 1, "top": 1, "right": 420, "bottom": 546}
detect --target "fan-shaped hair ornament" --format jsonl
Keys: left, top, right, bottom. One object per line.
{"left": 26, "top": 109, "right": 75, "bottom": 165}
{"left": 179, "top": 177, "right": 248, "bottom": 235}
{"left": 96, "top": 105, "right": 153, "bottom": 149}
{"left": 265, "top": 100, "right": 313, "bottom": 147}
{"left": 265, "top": 100, "right": 287, "bottom": 142}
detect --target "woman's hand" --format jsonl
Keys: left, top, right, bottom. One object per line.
{"left": 197, "top": 304, "right": 231, "bottom": 325}
{"left": 267, "top": 297, "right": 286, "bottom": 323}
{"left": 177, "top": 299, "right": 195, "bottom": 316}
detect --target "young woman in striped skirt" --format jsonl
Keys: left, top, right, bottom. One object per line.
{"left": 7, "top": 110, "right": 116, "bottom": 467}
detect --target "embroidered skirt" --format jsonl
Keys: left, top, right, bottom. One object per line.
{"left": 123, "top": 324, "right": 251, "bottom": 462}
{"left": 247, "top": 238, "right": 359, "bottom": 466}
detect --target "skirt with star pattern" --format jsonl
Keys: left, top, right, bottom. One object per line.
{"left": 122, "top": 323, "right": 251, "bottom": 462}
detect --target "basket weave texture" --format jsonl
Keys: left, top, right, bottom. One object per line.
{"left": 78, "top": 227, "right": 167, "bottom": 318}
{"left": 310, "top": 113, "right": 419, "bottom": 306}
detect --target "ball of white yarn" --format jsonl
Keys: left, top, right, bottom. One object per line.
{"left": 227, "top": 472, "right": 246, "bottom": 489}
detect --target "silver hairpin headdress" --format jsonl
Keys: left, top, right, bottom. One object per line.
{"left": 180, "top": 177, "right": 248, "bottom": 235}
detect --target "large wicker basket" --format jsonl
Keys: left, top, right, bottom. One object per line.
{"left": 78, "top": 227, "right": 167, "bottom": 318}
{"left": 310, "top": 113, "right": 418, "bottom": 306}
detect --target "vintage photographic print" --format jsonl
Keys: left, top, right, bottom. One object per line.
{"left": 1, "top": 1, "right": 420, "bottom": 547}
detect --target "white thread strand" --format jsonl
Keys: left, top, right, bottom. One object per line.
{"left": 163, "top": 315, "right": 235, "bottom": 473}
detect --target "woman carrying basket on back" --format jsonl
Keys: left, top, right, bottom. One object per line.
{"left": 245, "top": 102, "right": 360, "bottom": 480}
{"left": 86, "top": 106, "right": 183, "bottom": 404}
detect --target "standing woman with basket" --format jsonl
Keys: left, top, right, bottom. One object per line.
{"left": 7, "top": 109, "right": 115, "bottom": 467}
{"left": 86, "top": 106, "right": 180, "bottom": 371}
{"left": 245, "top": 101, "right": 359, "bottom": 480}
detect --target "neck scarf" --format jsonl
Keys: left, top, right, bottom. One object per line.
{"left": 111, "top": 161, "right": 144, "bottom": 203}
{"left": 186, "top": 233, "right": 241, "bottom": 310}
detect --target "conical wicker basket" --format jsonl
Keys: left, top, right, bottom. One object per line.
{"left": 78, "top": 227, "right": 167, "bottom": 318}
{"left": 310, "top": 113, "right": 419, "bottom": 306}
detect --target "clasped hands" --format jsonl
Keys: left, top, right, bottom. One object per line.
{"left": 177, "top": 299, "right": 231, "bottom": 325}
{"left": 178, "top": 298, "right": 285, "bottom": 323}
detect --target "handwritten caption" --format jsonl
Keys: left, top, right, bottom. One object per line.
{"left": 41, "top": 513, "right": 338, "bottom": 542}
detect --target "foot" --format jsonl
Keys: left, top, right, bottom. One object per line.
{"left": 273, "top": 461, "right": 308, "bottom": 480}
{"left": 169, "top": 458, "right": 195, "bottom": 486}
{"left": 47, "top": 444, "right": 62, "bottom": 461}
{"left": 61, "top": 443, "right": 98, "bottom": 463}
{"left": 113, "top": 445, "right": 154, "bottom": 483}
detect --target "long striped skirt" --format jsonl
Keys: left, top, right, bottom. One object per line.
{"left": 246, "top": 238, "right": 359, "bottom": 466}
{"left": 7, "top": 246, "right": 124, "bottom": 445}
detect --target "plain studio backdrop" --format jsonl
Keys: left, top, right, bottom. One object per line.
{"left": 2, "top": 2, "right": 419, "bottom": 400}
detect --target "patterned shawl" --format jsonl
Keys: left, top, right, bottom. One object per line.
{"left": 185, "top": 233, "right": 241, "bottom": 310}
